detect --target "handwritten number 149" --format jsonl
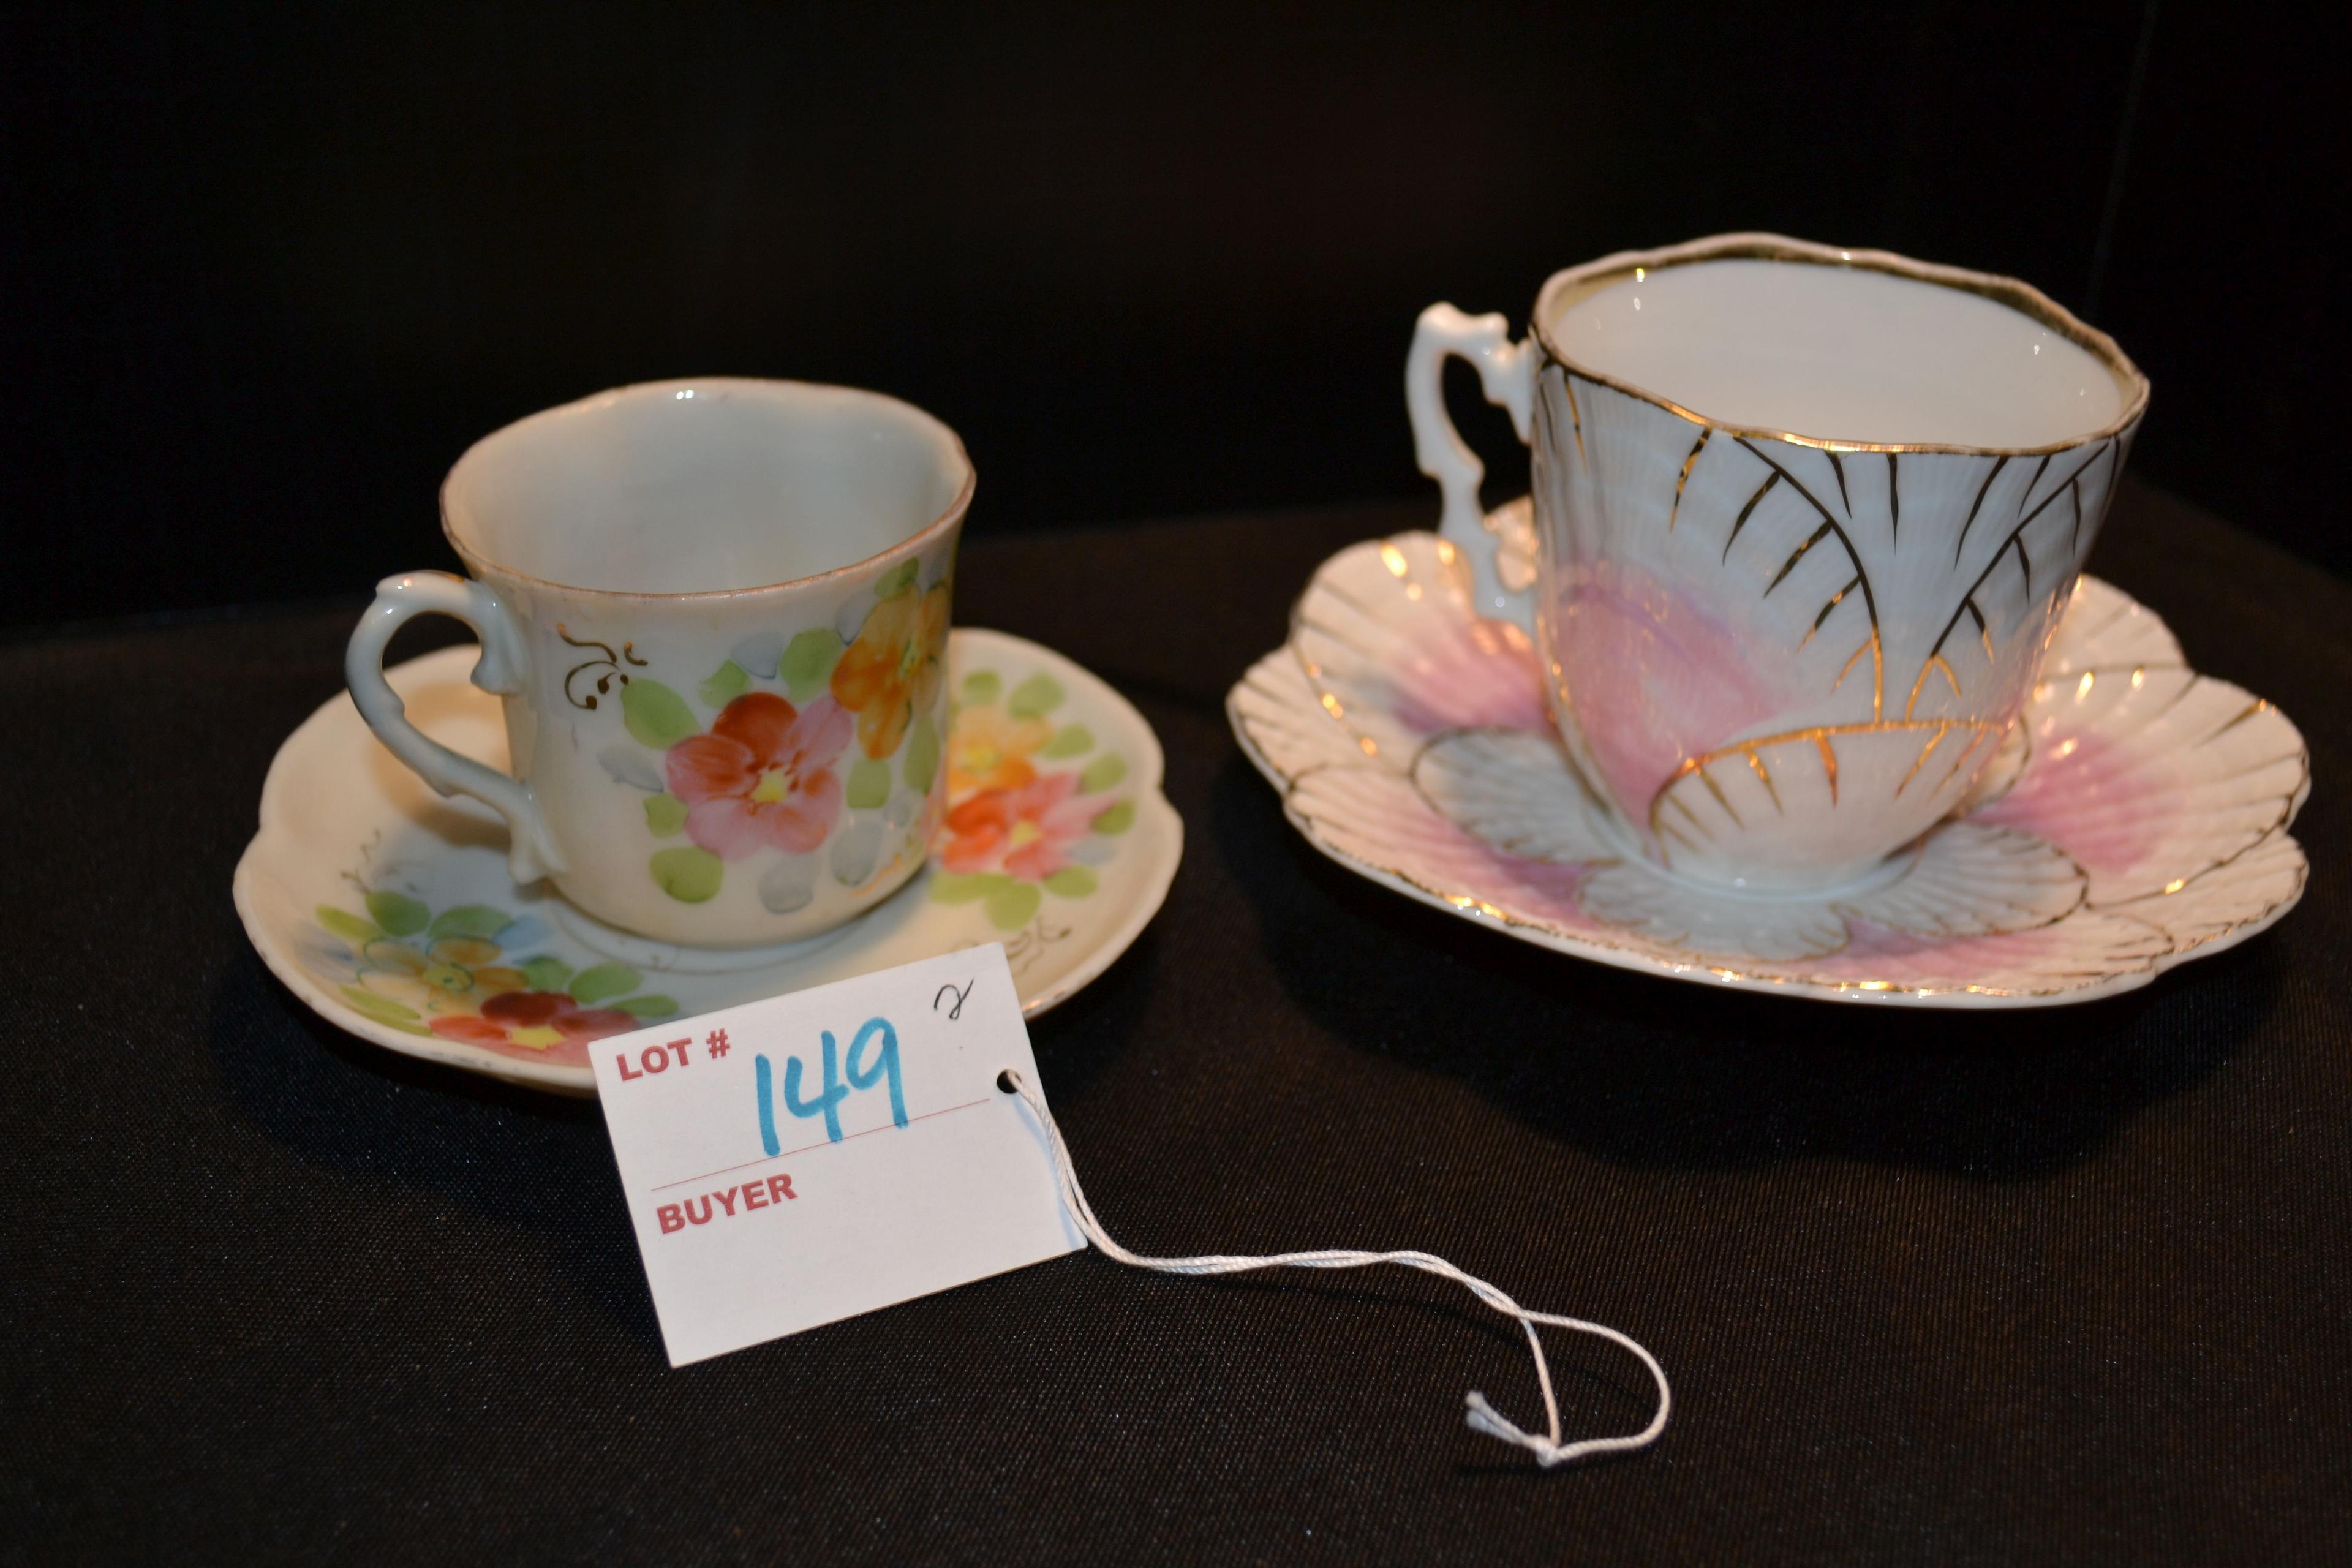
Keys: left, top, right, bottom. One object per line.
{"left": 755, "top": 1018, "right": 908, "bottom": 1153}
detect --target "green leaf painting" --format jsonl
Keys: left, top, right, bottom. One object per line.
{"left": 929, "top": 871, "right": 1001, "bottom": 905}
{"left": 568, "top": 962, "right": 643, "bottom": 1006}
{"left": 984, "top": 880, "right": 1042, "bottom": 930}
{"left": 846, "top": 757, "right": 893, "bottom": 810}
{"left": 1008, "top": 673, "right": 1063, "bottom": 720}
{"left": 622, "top": 679, "right": 699, "bottom": 748}
{"left": 782, "top": 627, "right": 845, "bottom": 702}
{"left": 698, "top": 659, "right": 752, "bottom": 710}
{"left": 902, "top": 712, "right": 941, "bottom": 793}
{"left": 1043, "top": 867, "right": 1096, "bottom": 898}
{"left": 428, "top": 904, "right": 511, "bottom": 941}
{"left": 364, "top": 889, "right": 429, "bottom": 937}
{"left": 316, "top": 886, "right": 691, "bottom": 1049}
{"left": 644, "top": 793, "right": 688, "bottom": 836}
{"left": 317, "top": 906, "right": 380, "bottom": 944}
{"left": 341, "top": 984, "right": 420, "bottom": 1024}
{"left": 650, "top": 845, "right": 724, "bottom": 903}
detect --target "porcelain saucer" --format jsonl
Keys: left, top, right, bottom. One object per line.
{"left": 1229, "top": 508, "right": 2307, "bottom": 1007}
{"left": 238, "top": 628, "right": 1182, "bottom": 1091}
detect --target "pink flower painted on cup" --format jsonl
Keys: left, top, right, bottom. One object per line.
{"left": 665, "top": 692, "right": 853, "bottom": 860}
{"left": 939, "top": 772, "right": 1099, "bottom": 883}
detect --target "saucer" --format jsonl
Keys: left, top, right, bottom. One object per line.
{"left": 237, "top": 629, "right": 1182, "bottom": 1091}
{"left": 1228, "top": 508, "right": 2307, "bottom": 1007}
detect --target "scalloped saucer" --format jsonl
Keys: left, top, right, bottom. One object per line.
{"left": 1229, "top": 511, "right": 2307, "bottom": 1007}
{"left": 238, "top": 628, "right": 1182, "bottom": 1091}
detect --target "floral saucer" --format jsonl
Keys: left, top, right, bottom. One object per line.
{"left": 238, "top": 629, "right": 1182, "bottom": 1091}
{"left": 1229, "top": 511, "right": 2308, "bottom": 1006}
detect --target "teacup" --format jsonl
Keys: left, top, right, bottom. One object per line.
{"left": 1407, "top": 233, "right": 2149, "bottom": 894}
{"left": 347, "top": 377, "right": 972, "bottom": 949}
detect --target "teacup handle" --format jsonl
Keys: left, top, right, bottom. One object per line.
{"left": 345, "top": 571, "right": 567, "bottom": 883}
{"left": 1406, "top": 303, "right": 1537, "bottom": 627}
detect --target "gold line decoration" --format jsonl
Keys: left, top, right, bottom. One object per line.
{"left": 1954, "top": 454, "right": 2009, "bottom": 565}
{"left": 1651, "top": 716, "right": 2007, "bottom": 837}
{"left": 556, "top": 623, "right": 649, "bottom": 710}
{"left": 1893, "top": 722, "right": 1957, "bottom": 797}
{"left": 1725, "top": 471, "right": 1781, "bottom": 562}
{"left": 1928, "top": 726, "right": 1999, "bottom": 797}
{"left": 2204, "top": 699, "right": 2274, "bottom": 742}
{"left": 1833, "top": 638, "right": 1872, "bottom": 695}
{"left": 1667, "top": 793, "right": 1712, "bottom": 837}
{"left": 1765, "top": 520, "right": 1836, "bottom": 595}
{"left": 2018, "top": 453, "right": 2053, "bottom": 520}
{"left": 1927, "top": 439, "right": 2114, "bottom": 673}
{"left": 1795, "top": 577, "right": 1858, "bottom": 652}
{"left": 1902, "top": 652, "right": 1961, "bottom": 720}
{"left": 1746, "top": 748, "right": 1782, "bottom": 812}
{"left": 1562, "top": 374, "right": 1588, "bottom": 470}
{"left": 1695, "top": 764, "right": 1743, "bottom": 827}
{"left": 1667, "top": 429, "right": 1710, "bottom": 532}
{"left": 1733, "top": 437, "right": 1884, "bottom": 718}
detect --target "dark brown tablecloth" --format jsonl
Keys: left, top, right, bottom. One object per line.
{"left": 5, "top": 478, "right": 2347, "bottom": 1565}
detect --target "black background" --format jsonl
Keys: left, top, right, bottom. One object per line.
{"left": 9, "top": 8, "right": 2352, "bottom": 1559}
{"left": 6, "top": 1, "right": 2347, "bottom": 628}
{"left": 6, "top": 489, "right": 2349, "bottom": 1563}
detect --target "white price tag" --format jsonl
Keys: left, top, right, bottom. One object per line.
{"left": 591, "top": 944, "right": 1083, "bottom": 1366}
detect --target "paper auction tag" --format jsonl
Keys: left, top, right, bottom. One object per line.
{"left": 591, "top": 944, "right": 1084, "bottom": 1366}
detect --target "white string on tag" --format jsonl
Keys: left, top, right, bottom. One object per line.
{"left": 1002, "top": 1070, "right": 1670, "bottom": 1468}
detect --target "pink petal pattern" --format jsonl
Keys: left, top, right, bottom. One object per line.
{"left": 1231, "top": 525, "right": 2309, "bottom": 1007}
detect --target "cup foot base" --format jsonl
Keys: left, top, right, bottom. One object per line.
{"left": 550, "top": 898, "right": 860, "bottom": 974}
{"left": 1581, "top": 794, "right": 1927, "bottom": 903}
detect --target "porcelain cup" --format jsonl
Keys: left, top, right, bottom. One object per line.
{"left": 1407, "top": 233, "right": 2149, "bottom": 894}
{"left": 347, "top": 377, "right": 972, "bottom": 949}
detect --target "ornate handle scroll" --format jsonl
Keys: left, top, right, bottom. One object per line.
{"left": 344, "top": 571, "right": 567, "bottom": 883}
{"left": 1405, "top": 303, "right": 1536, "bottom": 625}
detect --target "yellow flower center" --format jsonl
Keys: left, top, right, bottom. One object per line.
{"left": 897, "top": 639, "right": 924, "bottom": 680}
{"left": 510, "top": 1025, "right": 565, "bottom": 1049}
{"left": 963, "top": 744, "right": 1002, "bottom": 772}
{"left": 1008, "top": 820, "right": 1044, "bottom": 850}
{"left": 750, "top": 767, "right": 792, "bottom": 804}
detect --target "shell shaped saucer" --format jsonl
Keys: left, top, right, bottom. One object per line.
{"left": 238, "top": 629, "right": 1182, "bottom": 1092}
{"left": 1229, "top": 507, "right": 2308, "bottom": 1007}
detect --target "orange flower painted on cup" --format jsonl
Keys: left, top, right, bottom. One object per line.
{"left": 831, "top": 582, "right": 949, "bottom": 760}
{"left": 947, "top": 704, "right": 1052, "bottom": 796}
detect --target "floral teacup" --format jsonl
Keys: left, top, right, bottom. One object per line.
{"left": 347, "top": 377, "right": 972, "bottom": 949}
